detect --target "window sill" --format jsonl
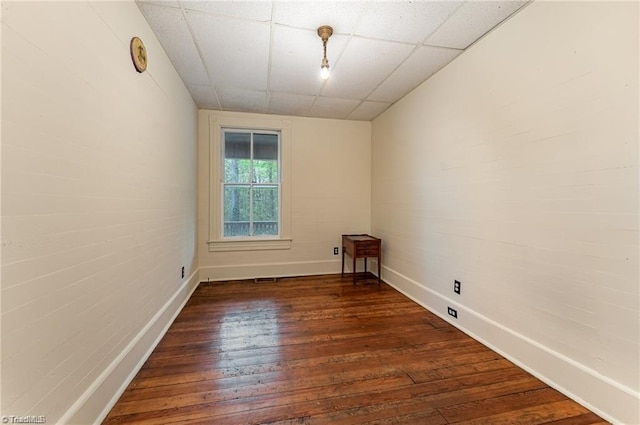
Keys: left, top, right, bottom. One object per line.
{"left": 207, "top": 238, "right": 292, "bottom": 252}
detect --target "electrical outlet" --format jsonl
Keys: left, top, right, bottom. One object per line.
{"left": 454, "top": 280, "right": 461, "bottom": 294}
{"left": 447, "top": 307, "right": 458, "bottom": 319}
{"left": 333, "top": 247, "right": 339, "bottom": 255}
{"left": 181, "top": 266, "right": 185, "bottom": 279}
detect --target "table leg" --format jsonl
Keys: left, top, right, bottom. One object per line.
{"left": 341, "top": 247, "right": 345, "bottom": 278}
{"left": 378, "top": 252, "right": 381, "bottom": 284}
{"left": 364, "top": 257, "right": 367, "bottom": 273}
{"left": 352, "top": 255, "right": 356, "bottom": 285}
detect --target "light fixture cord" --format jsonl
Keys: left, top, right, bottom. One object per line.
{"left": 323, "top": 38, "right": 328, "bottom": 62}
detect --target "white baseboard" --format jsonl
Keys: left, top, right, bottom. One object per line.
{"left": 381, "top": 265, "right": 639, "bottom": 425}
{"left": 58, "top": 271, "right": 200, "bottom": 425}
{"left": 200, "top": 259, "right": 349, "bottom": 282}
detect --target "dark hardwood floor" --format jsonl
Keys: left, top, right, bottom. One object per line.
{"left": 103, "top": 274, "right": 607, "bottom": 424}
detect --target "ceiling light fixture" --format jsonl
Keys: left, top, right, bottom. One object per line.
{"left": 317, "top": 25, "right": 333, "bottom": 80}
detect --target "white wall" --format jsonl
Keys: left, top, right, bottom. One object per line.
{"left": 198, "top": 110, "right": 371, "bottom": 280}
{"left": 1, "top": 2, "right": 198, "bottom": 423}
{"left": 371, "top": 1, "right": 638, "bottom": 423}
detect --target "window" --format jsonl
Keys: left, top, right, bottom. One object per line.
{"left": 222, "top": 130, "right": 280, "bottom": 238}
{"left": 207, "top": 114, "right": 291, "bottom": 252}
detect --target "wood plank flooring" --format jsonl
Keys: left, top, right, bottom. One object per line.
{"left": 103, "top": 274, "right": 607, "bottom": 425}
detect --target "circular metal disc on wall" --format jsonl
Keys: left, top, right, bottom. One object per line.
{"left": 130, "top": 36, "right": 147, "bottom": 73}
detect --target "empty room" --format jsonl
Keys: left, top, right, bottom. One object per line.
{"left": 1, "top": 1, "right": 638, "bottom": 424}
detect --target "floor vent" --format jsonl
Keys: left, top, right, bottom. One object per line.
{"left": 254, "top": 277, "right": 278, "bottom": 283}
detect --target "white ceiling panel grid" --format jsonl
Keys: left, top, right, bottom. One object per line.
{"left": 348, "top": 101, "right": 393, "bottom": 121}
{"left": 136, "top": 1, "right": 529, "bottom": 121}
{"left": 182, "top": 1, "right": 273, "bottom": 21}
{"left": 216, "top": 87, "right": 267, "bottom": 113}
{"left": 137, "top": 3, "right": 210, "bottom": 86}
{"left": 355, "top": 1, "right": 463, "bottom": 43}
{"left": 321, "top": 37, "right": 415, "bottom": 99}
{"left": 269, "top": 26, "right": 349, "bottom": 95}
{"left": 187, "top": 84, "right": 221, "bottom": 110}
{"left": 308, "top": 97, "right": 361, "bottom": 119}
{"left": 425, "top": 1, "right": 529, "bottom": 49}
{"left": 272, "top": 2, "right": 365, "bottom": 34}
{"left": 267, "top": 92, "right": 316, "bottom": 116}
{"left": 186, "top": 10, "right": 271, "bottom": 90}
{"left": 368, "top": 45, "right": 463, "bottom": 102}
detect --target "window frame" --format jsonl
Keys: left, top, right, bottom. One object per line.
{"left": 220, "top": 128, "right": 281, "bottom": 239}
{"left": 207, "top": 115, "right": 291, "bottom": 252}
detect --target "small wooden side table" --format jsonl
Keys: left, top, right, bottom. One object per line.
{"left": 341, "top": 234, "right": 382, "bottom": 285}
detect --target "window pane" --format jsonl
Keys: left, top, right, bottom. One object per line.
{"left": 224, "top": 132, "right": 250, "bottom": 183}
{"left": 253, "top": 133, "right": 278, "bottom": 160}
{"left": 254, "top": 133, "right": 279, "bottom": 184}
{"left": 224, "top": 185, "right": 250, "bottom": 237}
{"left": 253, "top": 186, "right": 278, "bottom": 236}
{"left": 253, "top": 158, "right": 278, "bottom": 184}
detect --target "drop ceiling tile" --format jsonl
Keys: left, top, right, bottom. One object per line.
{"left": 186, "top": 10, "right": 270, "bottom": 90}
{"left": 307, "top": 97, "right": 360, "bottom": 119}
{"left": 267, "top": 93, "right": 316, "bottom": 116}
{"left": 347, "top": 101, "right": 391, "bottom": 121}
{"left": 181, "top": 1, "right": 273, "bottom": 22}
{"left": 187, "top": 84, "right": 220, "bottom": 110}
{"left": 137, "top": 3, "right": 210, "bottom": 86}
{"left": 355, "top": 1, "right": 462, "bottom": 44}
{"left": 369, "top": 45, "right": 462, "bottom": 103}
{"left": 138, "top": 0, "right": 180, "bottom": 8}
{"left": 426, "top": 1, "right": 528, "bottom": 49}
{"left": 217, "top": 87, "right": 267, "bottom": 113}
{"left": 270, "top": 25, "right": 349, "bottom": 96}
{"left": 136, "top": 0, "right": 528, "bottom": 120}
{"left": 273, "top": 1, "right": 364, "bottom": 33}
{"left": 321, "top": 37, "right": 414, "bottom": 99}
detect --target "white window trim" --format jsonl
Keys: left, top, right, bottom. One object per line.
{"left": 208, "top": 115, "right": 291, "bottom": 252}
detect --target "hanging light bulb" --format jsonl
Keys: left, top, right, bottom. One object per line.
{"left": 320, "top": 57, "right": 330, "bottom": 80}
{"left": 317, "top": 25, "right": 333, "bottom": 80}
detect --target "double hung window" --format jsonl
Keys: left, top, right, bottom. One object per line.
{"left": 222, "top": 129, "right": 280, "bottom": 238}
{"left": 207, "top": 114, "right": 290, "bottom": 252}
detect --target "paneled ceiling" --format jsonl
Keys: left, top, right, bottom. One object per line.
{"left": 137, "top": 1, "right": 529, "bottom": 121}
